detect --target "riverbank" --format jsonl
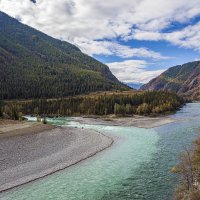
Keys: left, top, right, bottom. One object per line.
{"left": 173, "top": 135, "right": 200, "bottom": 200}
{"left": 0, "top": 120, "right": 54, "bottom": 139}
{"left": 71, "top": 115, "right": 177, "bottom": 128}
{"left": 0, "top": 120, "right": 113, "bottom": 192}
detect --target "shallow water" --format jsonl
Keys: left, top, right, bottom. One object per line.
{"left": 1, "top": 103, "right": 200, "bottom": 200}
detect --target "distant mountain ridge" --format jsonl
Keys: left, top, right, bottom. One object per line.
{"left": 0, "top": 11, "right": 128, "bottom": 100}
{"left": 141, "top": 61, "right": 200, "bottom": 99}
{"left": 126, "top": 83, "right": 143, "bottom": 90}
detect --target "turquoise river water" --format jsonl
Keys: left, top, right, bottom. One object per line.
{"left": 1, "top": 103, "right": 200, "bottom": 200}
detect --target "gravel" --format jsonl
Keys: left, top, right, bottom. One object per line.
{"left": 0, "top": 126, "right": 113, "bottom": 192}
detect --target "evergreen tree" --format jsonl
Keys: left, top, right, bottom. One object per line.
{"left": 1, "top": 91, "right": 185, "bottom": 118}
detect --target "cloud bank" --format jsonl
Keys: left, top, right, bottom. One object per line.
{"left": 107, "top": 60, "right": 164, "bottom": 83}
{"left": 1, "top": 0, "right": 200, "bottom": 55}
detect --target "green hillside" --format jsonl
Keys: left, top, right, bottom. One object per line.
{"left": 0, "top": 11, "right": 128, "bottom": 100}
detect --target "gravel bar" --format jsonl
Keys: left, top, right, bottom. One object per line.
{"left": 0, "top": 126, "right": 113, "bottom": 192}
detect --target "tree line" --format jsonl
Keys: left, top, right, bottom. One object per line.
{"left": 0, "top": 91, "right": 185, "bottom": 119}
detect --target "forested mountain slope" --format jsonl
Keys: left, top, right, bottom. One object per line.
{"left": 141, "top": 61, "right": 200, "bottom": 99}
{"left": 0, "top": 11, "right": 128, "bottom": 100}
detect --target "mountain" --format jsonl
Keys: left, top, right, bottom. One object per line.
{"left": 0, "top": 11, "right": 128, "bottom": 100}
{"left": 126, "top": 83, "right": 143, "bottom": 90}
{"left": 141, "top": 61, "right": 200, "bottom": 99}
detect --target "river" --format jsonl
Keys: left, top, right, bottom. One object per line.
{"left": 1, "top": 103, "right": 200, "bottom": 200}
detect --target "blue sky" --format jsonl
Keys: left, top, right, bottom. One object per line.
{"left": 1, "top": 0, "right": 200, "bottom": 84}
{"left": 95, "top": 40, "right": 200, "bottom": 69}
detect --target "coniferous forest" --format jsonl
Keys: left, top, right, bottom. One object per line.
{"left": 0, "top": 91, "right": 185, "bottom": 119}
{"left": 0, "top": 11, "right": 128, "bottom": 100}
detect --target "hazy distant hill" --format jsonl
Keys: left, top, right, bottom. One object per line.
{"left": 141, "top": 61, "right": 200, "bottom": 99}
{"left": 0, "top": 11, "right": 128, "bottom": 100}
{"left": 126, "top": 83, "right": 143, "bottom": 90}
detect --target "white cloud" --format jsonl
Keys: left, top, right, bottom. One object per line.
{"left": 76, "top": 39, "right": 169, "bottom": 59}
{"left": 165, "top": 22, "right": 200, "bottom": 51}
{"left": 107, "top": 60, "right": 164, "bottom": 83}
{"left": 126, "top": 22, "right": 200, "bottom": 51}
{"left": 1, "top": 0, "right": 200, "bottom": 57}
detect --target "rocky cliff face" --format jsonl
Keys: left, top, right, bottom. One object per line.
{"left": 141, "top": 61, "right": 200, "bottom": 99}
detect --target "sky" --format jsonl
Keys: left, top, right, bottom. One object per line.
{"left": 1, "top": 0, "right": 200, "bottom": 84}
